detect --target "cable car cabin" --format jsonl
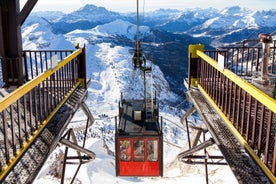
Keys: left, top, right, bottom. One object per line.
{"left": 115, "top": 99, "right": 163, "bottom": 177}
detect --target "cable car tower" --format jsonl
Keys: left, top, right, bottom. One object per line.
{"left": 132, "top": 0, "right": 154, "bottom": 119}
{"left": 115, "top": 0, "right": 163, "bottom": 177}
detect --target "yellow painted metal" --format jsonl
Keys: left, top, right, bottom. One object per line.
{"left": 189, "top": 44, "right": 204, "bottom": 59}
{"left": 188, "top": 44, "right": 204, "bottom": 87}
{"left": 198, "top": 84, "right": 276, "bottom": 183}
{"left": 196, "top": 50, "right": 276, "bottom": 114}
{"left": 0, "top": 48, "right": 83, "bottom": 112}
{"left": 190, "top": 78, "right": 198, "bottom": 87}
{"left": 0, "top": 81, "right": 81, "bottom": 181}
{"left": 78, "top": 78, "right": 85, "bottom": 87}
{"left": 0, "top": 48, "right": 83, "bottom": 180}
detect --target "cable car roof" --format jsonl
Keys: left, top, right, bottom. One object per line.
{"left": 118, "top": 99, "right": 161, "bottom": 136}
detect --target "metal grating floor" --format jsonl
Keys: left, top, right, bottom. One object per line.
{"left": 0, "top": 87, "right": 87, "bottom": 184}
{"left": 187, "top": 88, "right": 272, "bottom": 184}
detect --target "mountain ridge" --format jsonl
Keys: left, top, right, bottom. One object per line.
{"left": 29, "top": 4, "right": 276, "bottom": 36}
{"left": 23, "top": 4, "right": 276, "bottom": 98}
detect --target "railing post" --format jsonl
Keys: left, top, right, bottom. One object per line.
{"left": 259, "top": 33, "right": 272, "bottom": 83}
{"left": 78, "top": 44, "right": 87, "bottom": 89}
{"left": 272, "top": 136, "right": 276, "bottom": 175}
{"left": 188, "top": 44, "right": 204, "bottom": 88}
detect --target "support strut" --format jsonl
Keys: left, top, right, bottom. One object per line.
{"left": 59, "top": 101, "right": 96, "bottom": 184}
{"left": 178, "top": 107, "right": 227, "bottom": 184}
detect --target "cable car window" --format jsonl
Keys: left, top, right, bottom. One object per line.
{"left": 147, "top": 140, "right": 158, "bottom": 161}
{"left": 134, "top": 140, "right": 144, "bottom": 161}
{"left": 120, "top": 140, "right": 131, "bottom": 161}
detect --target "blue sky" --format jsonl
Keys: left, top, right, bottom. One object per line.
{"left": 21, "top": 0, "right": 276, "bottom": 13}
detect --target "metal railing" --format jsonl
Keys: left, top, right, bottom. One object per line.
{"left": 205, "top": 43, "right": 276, "bottom": 77}
{"left": 0, "top": 50, "right": 73, "bottom": 86}
{"left": 193, "top": 48, "right": 276, "bottom": 181}
{"left": 0, "top": 47, "right": 86, "bottom": 180}
{"left": 22, "top": 50, "right": 73, "bottom": 80}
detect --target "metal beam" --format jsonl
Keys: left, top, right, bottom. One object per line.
{"left": 0, "top": 0, "right": 23, "bottom": 85}
{"left": 18, "top": 0, "right": 38, "bottom": 26}
{"left": 0, "top": 0, "right": 37, "bottom": 86}
{"left": 177, "top": 138, "right": 215, "bottom": 160}
{"left": 1, "top": 0, "right": 21, "bottom": 57}
{"left": 0, "top": 8, "right": 4, "bottom": 58}
{"left": 197, "top": 50, "right": 276, "bottom": 114}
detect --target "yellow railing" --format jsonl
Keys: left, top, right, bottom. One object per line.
{"left": 0, "top": 47, "right": 86, "bottom": 180}
{"left": 189, "top": 44, "right": 276, "bottom": 182}
{"left": 197, "top": 50, "right": 276, "bottom": 114}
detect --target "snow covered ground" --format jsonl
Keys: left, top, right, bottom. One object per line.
{"left": 32, "top": 42, "right": 238, "bottom": 184}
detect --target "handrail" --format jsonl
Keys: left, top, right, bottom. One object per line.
{"left": 191, "top": 46, "right": 276, "bottom": 182}
{"left": 205, "top": 45, "right": 276, "bottom": 77}
{"left": 197, "top": 50, "right": 276, "bottom": 114}
{"left": 0, "top": 81, "right": 81, "bottom": 181}
{"left": 0, "top": 47, "right": 86, "bottom": 180}
{"left": 197, "top": 84, "right": 276, "bottom": 182}
{"left": 0, "top": 48, "right": 82, "bottom": 112}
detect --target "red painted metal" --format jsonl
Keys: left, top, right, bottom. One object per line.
{"left": 118, "top": 138, "right": 161, "bottom": 176}
{"left": 245, "top": 95, "right": 252, "bottom": 142}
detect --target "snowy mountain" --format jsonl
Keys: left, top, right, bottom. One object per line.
{"left": 139, "top": 6, "right": 276, "bottom": 47}
{"left": 100, "top": 5, "right": 276, "bottom": 44}
{"left": 19, "top": 5, "right": 244, "bottom": 183}
{"left": 50, "top": 5, "right": 122, "bottom": 34}
{"left": 28, "top": 24, "right": 237, "bottom": 184}
{"left": 150, "top": 8, "right": 220, "bottom": 33}
{"left": 1, "top": 3, "right": 273, "bottom": 183}
{"left": 23, "top": 4, "right": 276, "bottom": 97}
{"left": 184, "top": 6, "right": 276, "bottom": 46}
{"left": 22, "top": 17, "right": 74, "bottom": 50}
{"left": 29, "top": 4, "right": 276, "bottom": 45}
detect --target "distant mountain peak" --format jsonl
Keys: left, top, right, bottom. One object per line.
{"left": 220, "top": 6, "right": 250, "bottom": 15}
{"left": 94, "top": 19, "right": 150, "bottom": 40}
{"left": 75, "top": 4, "right": 110, "bottom": 14}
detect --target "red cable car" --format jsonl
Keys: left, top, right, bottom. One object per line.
{"left": 115, "top": 98, "right": 163, "bottom": 177}
{"left": 116, "top": 1, "right": 163, "bottom": 175}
